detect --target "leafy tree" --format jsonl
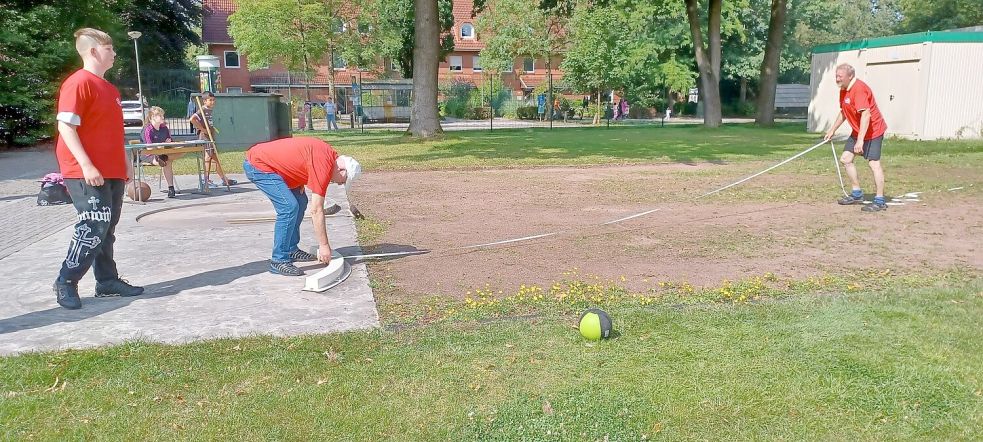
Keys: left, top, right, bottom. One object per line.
{"left": 0, "top": 0, "right": 123, "bottom": 145}
{"left": 366, "top": 0, "right": 454, "bottom": 79}
{"left": 684, "top": 0, "right": 724, "bottom": 127}
{"left": 896, "top": 0, "right": 983, "bottom": 32}
{"left": 476, "top": 0, "right": 570, "bottom": 119}
{"left": 561, "top": 4, "right": 627, "bottom": 124}
{"left": 228, "top": 0, "right": 330, "bottom": 105}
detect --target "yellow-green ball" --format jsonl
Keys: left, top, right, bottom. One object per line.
{"left": 579, "top": 308, "right": 612, "bottom": 340}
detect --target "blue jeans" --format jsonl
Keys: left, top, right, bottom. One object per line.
{"left": 244, "top": 160, "right": 308, "bottom": 263}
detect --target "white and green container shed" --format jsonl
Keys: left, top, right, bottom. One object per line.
{"left": 809, "top": 30, "right": 983, "bottom": 140}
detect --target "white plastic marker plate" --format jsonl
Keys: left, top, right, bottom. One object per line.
{"left": 302, "top": 252, "right": 353, "bottom": 292}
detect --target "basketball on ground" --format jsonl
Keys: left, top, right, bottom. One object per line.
{"left": 126, "top": 181, "right": 152, "bottom": 202}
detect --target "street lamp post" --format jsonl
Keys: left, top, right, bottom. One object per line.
{"left": 127, "top": 31, "right": 145, "bottom": 122}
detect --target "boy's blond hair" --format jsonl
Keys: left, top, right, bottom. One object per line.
{"left": 74, "top": 28, "right": 113, "bottom": 55}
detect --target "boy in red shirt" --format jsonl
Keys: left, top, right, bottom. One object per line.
{"left": 824, "top": 63, "right": 889, "bottom": 212}
{"left": 53, "top": 28, "right": 144, "bottom": 309}
{"left": 243, "top": 137, "right": 361, "bottom": 276}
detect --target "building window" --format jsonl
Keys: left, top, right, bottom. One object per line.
{"left": 461, "top": 23, "right": 475, "bottom": 39}
{"left": 226, "top": 87, "right": 242, "bottom": 93}
{"left": 449, "top": 55, "right": 463, "bottom": 71}
{"left": 472, "top": 56, "right": 482, "bottom": 72}
{"left": 333, "top": 53, "right": 346, "bottom": 70}
{"left": 333, "top": 18, "right": 346, "bottom": 33}
{"left": 390, "top": 59, "right": 399, "bottom": 72}
{"left": 523, "top": 57, "right": 534, "bottom": 73}
{"left": 224, "top": 51, "right": 240, "bottom": 68}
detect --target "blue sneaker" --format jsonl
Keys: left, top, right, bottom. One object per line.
{"left": 862, "top": 197, "right": 888, "bottom": 212}
{"left": 838, "top": 194, "right": 863, "bottom": 205}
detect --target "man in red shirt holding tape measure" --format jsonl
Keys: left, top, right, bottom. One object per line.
{"left": 824, "top": 63, "right": 889, "bottom": 213}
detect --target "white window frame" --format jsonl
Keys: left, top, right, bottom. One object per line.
{"left": 224, "top": 51, "right": 241, "bottom": 68}
{"left": 472, "top": 56, "right": 482, "bottom": 72}
{"left": 461, "top": 23, "right": 475, "bottom": 39}
{"left": 523, "top": 57, "right": 535, "bottom": 73}
{"left": 333, "top": 53, "right": 347, "bottom": 71}
{"left": 448, "top": 55, "right": 463, "bottom": 72}
{"left": 226, "top": 87, "right": 242, "bottom": 93}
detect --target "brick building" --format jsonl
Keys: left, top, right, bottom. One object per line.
{"left": 202, "top": 0, "right": 566, "bottom": 106}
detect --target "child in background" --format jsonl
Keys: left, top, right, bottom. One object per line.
{"left": 141, "top": 106, "right": 180, "bottom": 198}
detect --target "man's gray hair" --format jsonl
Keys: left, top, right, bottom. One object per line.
{"left": 836, "top": 63, "right": 856, "bottom": 77}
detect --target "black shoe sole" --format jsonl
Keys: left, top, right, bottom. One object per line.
{"left": 94, "top": 289, "right": 145, "bottom": 298}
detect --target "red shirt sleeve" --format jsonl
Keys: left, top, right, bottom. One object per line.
{"left": 57, "top": 75, "right": 89, "bottom": 125}
{"left": 853, "top": 84, "right": 873, "bottom": 111}
{"left": 306, "top": 146, "right": 336, "bottom": 197}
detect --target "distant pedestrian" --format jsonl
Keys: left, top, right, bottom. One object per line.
{"left": 325, "top": 98, "right": 339, "bottom": 131}
{"left": 52, "top": 28, "right": 144, "bottom": 309}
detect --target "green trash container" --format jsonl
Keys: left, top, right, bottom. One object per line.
{"left": 205, "top": 92, "right": 290, "bottom": 151}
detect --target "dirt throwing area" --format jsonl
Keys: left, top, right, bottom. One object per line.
{"left": 357, "top": 164, "right": 982, "bottom": 301}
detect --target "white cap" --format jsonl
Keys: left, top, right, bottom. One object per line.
{"left": 337, "top": 155, "right": 361, "bottom": 194}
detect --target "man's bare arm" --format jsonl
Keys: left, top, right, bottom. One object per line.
{"left": 310, "top": 193, "right": 332, "bottom": 262}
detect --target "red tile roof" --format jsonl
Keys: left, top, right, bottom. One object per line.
{"left": 451, "top": 0, "right": 484, "bottom": 51}
{"left": 203, "top": 0, "right": 236, "bottom": 44}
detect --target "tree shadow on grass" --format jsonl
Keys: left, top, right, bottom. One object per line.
{"left": 383, "top": 124, "right": 818, "bottom": 166}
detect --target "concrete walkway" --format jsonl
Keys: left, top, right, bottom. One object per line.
{"left": 0, "top": 162, "right": 378, "bottom": 355}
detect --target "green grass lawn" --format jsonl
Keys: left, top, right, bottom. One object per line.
{"left": 176, "top": 123, "right": 983, "bottom": 174}
{"left": 9, "top": 123, "right": 980, "bottom": 438}
{"left": 2, "top": 278, "right": 980, "bottom": 440}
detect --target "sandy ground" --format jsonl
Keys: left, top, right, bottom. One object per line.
{"left": 355, "top": 164, "right": 982, "bottom": 300}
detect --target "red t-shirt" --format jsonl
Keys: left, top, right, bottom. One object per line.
{"left": 838, "top": 78, "right": 887, "bottom": 140}
{"left": 55, "top": 69, "right": 127, "bottom": 179}
{"left": 246, "top": 137, "right": 338, "bottom": 196}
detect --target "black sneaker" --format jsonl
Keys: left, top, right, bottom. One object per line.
{"left": 861, "top": 201, "right": 888, "bottom": 212}
{"left": 54, "top": 279, "right": 81, "bottom": 309}
{"left": 838, "top": 195, "right": 863, "bottom": 205}
{"left": 166, "top": 187, "right": 176, "bottom": 198}
{"left": 95, "top": 278, "right": 145, "bottom": 297}
{"left": 270, "top": 261, "right": 304, "bottom": 276}
{"left": 289, "top": 249, "right": 318, "bottom": 262}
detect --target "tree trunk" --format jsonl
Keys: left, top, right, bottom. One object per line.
{"left": 755, "top": 0, "right": 788, "bottom": 126}
{"left": 594, "top": 89, "right": 601, "bottom": 126}
{"left": 406, "top": 0, "right": 443, "bottom": 138}
{"left": 739, "top": 78, "right": 747, "bottom": 105}
{"left": 708, "top": 0, "right": 721, "bottom": 81}
{"left": 684, "top": 0, "right": 722, "bottom": 127}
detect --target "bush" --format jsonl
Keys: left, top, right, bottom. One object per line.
{"left": 471, "top": 107, "right": 490, "bottom": 120}
{"left": 723, "top": 101, "right": 756, "bottom": 117}
{"left": 440, "top": 79, "right": 478, "bottom": 119}
{"left": 516, "top": 106, "right": 539, "bottom": 120}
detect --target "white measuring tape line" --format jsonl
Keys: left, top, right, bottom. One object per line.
{"left": 343, "top": 139, "right": 833, "bottom": 260}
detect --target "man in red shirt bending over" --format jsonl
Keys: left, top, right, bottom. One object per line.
{"left": 244, "top": 137, "right": 361, "bottom": 276}
{"left": 53, "top": 28, "right": 144, "bottom": 309}
{"left": 824, "top": 63, "right": 889, "bottom": 212}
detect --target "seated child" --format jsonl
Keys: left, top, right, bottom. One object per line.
{"left": 141, "top": 106, "right": 182, "bottom": 198}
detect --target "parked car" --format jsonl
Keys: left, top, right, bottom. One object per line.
{"left": 121, "top": 100, "right": 147, "bottom": 126}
